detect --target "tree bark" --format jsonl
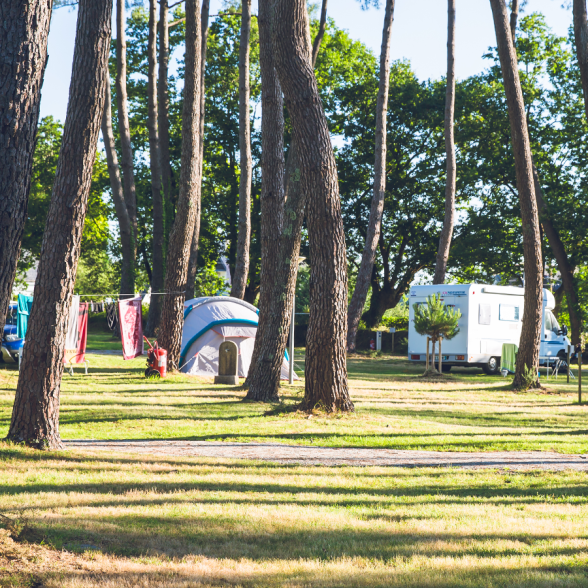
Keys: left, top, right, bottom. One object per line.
{"left": 490, "top": 0, "right": 543, "bottom": 389}
{"left": 145, "top": 0, "right": 165, "bottom": 336}
{"left": 244, "top": 0, "right": 286, "bottom": 400}
{"left": 102, "top": 75, "right": 134, "bottom": 295}
{"left": 157, "top": 0, "right": 202, "bottom": 370}
{"left": 532, "top": 168, "right": 582, "bottom": 346}
{"left": 311, "top": 0, "right": 328, "bottom": 67}
{"left": 0, "top": 0, "right": 52, "bottom": 325}
{"left": 510, "top": 2, "right": 581, "bottom": 345}
{"left": 230, "top": 0, "right": 253, "bottom": 299}
{"left": 272, "top": 0, "right": 353, "bottom": 411}
{"left": 186, "top": 0, "right": 211, "bottom": 301}
{"left": 116, "top": 0, "right": 137, "bottom": 297}
{"left": 245, "top": 0, "right": 329, "bottom": 398}
{"left": 7, "top": 0, "right": 112, "bottom": 449}
{"left": 346, "top": 0, "right": 395, "bottom": 351}
{"left": 432, "top": 0, "right": 456, "bottom": 286}
{"left": 509, "top": 0, "right": 519, "bottom": 42}
{"left": 573, "top": 0, "right": 588, "bottom": 121}
{"left": 159, "top": 0, "right": 175, "bottom": 228}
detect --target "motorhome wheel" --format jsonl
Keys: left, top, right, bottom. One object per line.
{"left": 483, "top": 356, "right": 500, "bottom": 375}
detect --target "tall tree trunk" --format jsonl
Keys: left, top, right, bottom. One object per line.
{"left": 574, "top": 1, "right": 588, "bottom": 121}
{"left": 511, "top": 3, "right": 582, "bottom": 347}
{"left": 245, "top": 0, "right": 328, "bottom": 398}
{"left": 159, "top": 0, "right": 175, "bottom": 232}
{"left": 272, "top": 0, "right": 353, "bottom": 411}
{"left": 432, "top": 0, "right": 457, "bottom": 286}
{"left": 311, "top": 0, "right": 328, "bottom": 66}
{"left": 116, "top": 0, "right": 137, "bottom": 297}
{"left": 102, "top": 75, "right": 134, "bottom": 295}
{"left": 490, "top": 0, "right": 543, "bottom": 390}
{"left": 244, "top": 0, "right": 286, "bottom": 400}
{"left": 7, "top": 0, "right": 112, "bottom": 449}
{"left": 145, "top": 0, "right": 165, "bottom": 336}
{"left": 157, "top": 0, "right": 202, "bottom": 370}
{"left": 533, "top": 168, "right": 582, "bottom": 346}
{"left": 509, "top": 0, "right": 519, "bottom": 42}
{"left": 346, "top": 0, "right": 395, "bottom": 351}
{"left": 185, "top": 0, "right": 211, "bottom": 301}
{"left": 230, "top": 0, "right": 253, "bottom": 299}
{"left": 0, "top": 0, "right": 52, "bottom": 325}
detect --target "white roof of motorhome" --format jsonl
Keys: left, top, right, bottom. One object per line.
{"left": 408, "top": 284, "right": 555, "bottom": 309}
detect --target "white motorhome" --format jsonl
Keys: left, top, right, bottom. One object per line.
{"left": 407, "top": 284, "right": 573, "bottom": 374}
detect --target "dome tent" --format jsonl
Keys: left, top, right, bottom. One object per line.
{"left": 180, "top": 296, "right": 294, "bottom": 380}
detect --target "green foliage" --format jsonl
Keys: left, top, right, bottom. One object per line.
{"left": 381, "top": 298, "right": 409, "bottom": 330}
{"left": 74, "top": 252, "right": 119, "bottom": 296}
{"left": 452, "top": 14, "right": 588, "bottom": 283}
{"left": 19, "top": 116, "right": 112, "bottom": 287}
{"left": 413, "top": 294, "right": 461, "bottom": 341}
{"left": 193, "top": 262, "right": 229, "bottom": 298}
{"left": 334, "top": 55, "right": 447, "bottom": 326}
{"left": 295, "top": 265, "right": 311, "bottom": 314}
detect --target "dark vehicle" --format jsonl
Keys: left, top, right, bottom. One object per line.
{"left": 2, "top": 303, "right": 24, "bottom": 363}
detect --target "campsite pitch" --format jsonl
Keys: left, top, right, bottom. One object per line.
{"left": 1, "top": 349, "right": 588, "bottom": 587}
{"left": 1, "top": 350, "right": 586, "bottom": 454}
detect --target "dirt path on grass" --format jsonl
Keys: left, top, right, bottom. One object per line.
{"left": 64, "top": 440, "right": 588, "bottom": 470}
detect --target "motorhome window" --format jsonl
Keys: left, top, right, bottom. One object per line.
{"left": 547, "top": 310, "right": 560, "bottom": 334}
{"left": 479, "top": 304, "right": 491, "bottom": 325}
{"left": 499, "top": 304, "right": 520, "bottom": 321}
{"left": 544, "top": 311, "right": 553, "bottom": 332}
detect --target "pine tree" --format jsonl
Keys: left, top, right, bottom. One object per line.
{"left": 413, "top": 294, "right": 460, "bottom": 376}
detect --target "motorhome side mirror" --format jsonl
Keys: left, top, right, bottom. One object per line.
{"left": 559, "top": 325, "right": 568, "bottom": 336}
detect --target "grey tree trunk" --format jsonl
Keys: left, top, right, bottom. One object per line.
{"left": 574, "top": 1, "right": 588, "bottom": 121}
{"left": 490, "top": 0, "right": 543, "bottom": 390}
{"left": 102, "top": 75, "right": 134, "bottom": 295}
{"left": 159, "top": 0, "right": 174, "bottom": 225}
{"left": 186, "top": 0, "right": 211, "bottom": 301}
{"left": 272, "top": 0, "right": 353, "bottom": 411}
{"left": 432, "top": 0, "right": 457, "bottom": 286}
{"left": 510, "top": 0, "right": 519, "bottom": 41}
{"left": 533, "top": 169, "right": 582, "bottom": 346}
{"left": 7, "top": 0, "right": 112, "bottom": 449}
{"left": 243, "top": 0, "right": 286, "bottom": 401}
{"left": 511, "top": 3, "right": 582, "bottom": 348}
{"left": 311, "top": 0, "right": 328, "bottom": 66}
{"left": 346, "top": 0, "right": 395, "bottom": 351}
{"left": 0, "top": 0, "right": 52, "bottom": 325}
{"left": 116, "top": 0, "right": 137, "bottom": 297}
{"left": 245, "top": 0, "right": 329, "bottom": 398}
{"left": 157, "top": 0, "right": 202, "bottom": 369}
{"left": 145, "top": 0, "right": 165, "bottom": 336}
{"left": 230, "top": 0, "right": 253, "bottom": 300}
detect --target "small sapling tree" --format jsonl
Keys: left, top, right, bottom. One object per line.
{"left": 413, "top": 294, "right": 461, "bottom": 376}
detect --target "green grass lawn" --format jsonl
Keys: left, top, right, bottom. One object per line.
{"left": 1, "top": 341, "right": 588, "bottom": 587}
{"left": 1, "top": 349, "right": 586, "bottom": 454}
{"left": 84, "top": 322, "right": 123, "bottom": 351}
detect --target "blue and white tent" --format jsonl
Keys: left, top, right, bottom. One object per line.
{"left": 180, "top": 296, "right": 294, "bottom": 379}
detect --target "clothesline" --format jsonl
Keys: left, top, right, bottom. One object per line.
{"left": 72, "top": 292, "right": 186, "bottom": 297}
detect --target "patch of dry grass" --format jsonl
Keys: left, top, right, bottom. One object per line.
{"left": 1, "top": 446, "right": 588, "bottom": 587}
{"left": 2, "top": 353, "right": 588, "bottom": 586}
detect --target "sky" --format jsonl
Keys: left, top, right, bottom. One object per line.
{"left": 41, "top": 0, "right": 574, "bottom": 122}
